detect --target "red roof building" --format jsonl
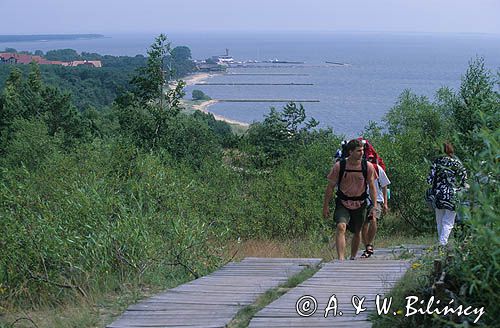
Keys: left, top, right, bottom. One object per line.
{"left": 0, "top": 53, "right": 102, "bottom": 67}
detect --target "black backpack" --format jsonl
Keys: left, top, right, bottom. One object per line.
{"left": 336, "top": 158, "right": 368, "bottom": 202}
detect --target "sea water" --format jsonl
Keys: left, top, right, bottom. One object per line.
{"left": 2, "top": 31, "right": 499, "bottom": 136}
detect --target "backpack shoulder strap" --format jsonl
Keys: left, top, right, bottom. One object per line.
{"left": 336, "top": 159, "right": 369, "bottom": 202}
{"left": 361, "top": 159, "right": 368, "bottom": 183}
{"left": 338, "top": 158, "right": 347, "bottom": 186}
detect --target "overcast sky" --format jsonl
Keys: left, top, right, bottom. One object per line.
{"left": 1, "top": 0, "right": 499, "bottom": 35}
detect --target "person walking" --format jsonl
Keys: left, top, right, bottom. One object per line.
{"left": 361, "top": 155, "right": 390, "bottom": 258}
{"left": 323, "top": 139, "right": 378, "bottom": 260}
{"left": 427, "top": 142, "right": 467, "bottom": 246}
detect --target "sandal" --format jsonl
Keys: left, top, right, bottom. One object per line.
{"left": 361, "top": 244, "right": 374, "bottom": 258}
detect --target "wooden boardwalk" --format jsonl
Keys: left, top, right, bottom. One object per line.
{"left": 107, "top": 257, "right": 322, "bottom": 328}
{"left": 108, "top": 245, "right": 426, "bottom": 328}
{"left": 249, "top": 245, "right": 427, "bottom": 328}
{"left": 249, "top": 259, "right": 409, "bottom": 327}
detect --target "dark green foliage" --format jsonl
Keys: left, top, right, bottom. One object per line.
{"left": 192, "top": 89, "right": 211, "bottom": 100}
{"left": 205, "top": 57, "right": 217, "bottom": 64}
{"left": 1, "top": 118, "right": 61, "bottom": 170}
{"left": 0, "top": 45, "right": 195, "bottom": 112}
{"left": 45, "top": 48, "right": 81, "bottom": 61}
{"left": 192, "top": 110, "right": 237, "bottom": 148}
{"left": 0, "top": 63, "right": 134, "bottom": 111}
{"left": 40, "top": 85, "right": 89, "bottom": 141}
{"left": 114, "top": 34, "right": 225, "bottom": 166}
{"left": 245, "top": 102, "right": 319, "bottom": 167}
{"left": 0, "top": 63, "right": 90, "bottom": 152}
{"left": 130, "top": 34, "right": 171, "bottom": 104}
{"left": 114, "top": 81, "right": 185, "bottom": 148}
{"left": 371, "top": 59, "right": 499, "bottom": 328}
{"left": 384, "top": 90, "right": 448, "bottom": 139}
{"left": 0, "top": 142, "right": 227, "bottom": 305}
{"left": 115, "top": 99, "right": 221, "bottom": 167}
{"left": 445, "top": 104, "right": 499, "bottom": 327}
{"left": 367, "top": 90, "right": 452, "bottom": 231}
{"left": 159, "top": 113, "right": 222, "bottom": 167}
{"left": 0, "top": 68, "right": 25, "bottom": 132}
{"left": 167, "top": 46, "right": 197, "bottom": 79}
{"left": 454, "top": 57, "right": 499, "bottom": 155}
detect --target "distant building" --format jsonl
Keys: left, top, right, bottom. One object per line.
{"left": 210, "top": 48, "right": 235, "bottom": 65}
{"left": 0, "top": 53, "right": 102, "bottom": 67}
{"left": 196, "top": 62, "right": 225, "bottom": 72}
{"left": 0, "top": 53, "right": 49, "bottom": 64}
{"left": 64, "top": 60, "right": 102, "bottom": 68}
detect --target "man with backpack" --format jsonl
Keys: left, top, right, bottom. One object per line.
{"left": 323, "top": 139, "right": 378, "bottom": 260}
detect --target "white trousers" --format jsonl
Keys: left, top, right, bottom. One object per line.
{"left": 435, "top": 208, "right": 456, "bottom": 245}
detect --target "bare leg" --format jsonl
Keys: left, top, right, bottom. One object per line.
{"left": 351, "top": 231, "right": 362, "bottom": 259}
{"left": 336, "top": 223, "right": 347, "bottom": 260}
{"left": 365, "top": 218, "right": 377, "bottom": 246}
{"left": 361, "top": 222, "right": 369, "bottom": 245}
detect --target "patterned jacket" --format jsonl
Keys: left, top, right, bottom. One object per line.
{"left": 427, "top": 156, "right": 467, "bottom": 211}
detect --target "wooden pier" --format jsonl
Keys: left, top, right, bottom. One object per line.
{"left": 217, "top": 99, "right": 320, "bottom": 103}
{"left": 195, "top": 83, "right": 314, "bottom": 86}
{"left": 225, "top": 73, "right": 309, "bottom": 76}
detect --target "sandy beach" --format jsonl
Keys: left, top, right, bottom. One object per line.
{"left": 180, "top": 72, "right": 250, "bottom": 128}
{"left": 191, "top": 99, "right": 249, "bottom": 127}
{"left": 181, "top": 72, "right": 210, "bottom": 86}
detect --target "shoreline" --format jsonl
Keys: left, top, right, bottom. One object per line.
{"left": 181, "top": 72, "right": 250, "bottom": 128}
{"left": 191, "top": 99, "right": 249, "bottom": 127}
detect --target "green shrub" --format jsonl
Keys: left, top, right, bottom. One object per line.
{"left": 244, "top": 102, "right": 319, "bottom": 168}
{"left": 446, "top": 110, "right": 499, "bottom": 326}
{"left": 191, "top": 89, "right": 211, "bottom": 101}
{"left": 0, "top": 141, "right": 227, "bottom": 306}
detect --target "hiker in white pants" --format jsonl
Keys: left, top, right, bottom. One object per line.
{"left": 435, "top": 208, "right": 456, "bottom": 246}
{"left": 427, "top": 143, "right": 467, "bottom": 246}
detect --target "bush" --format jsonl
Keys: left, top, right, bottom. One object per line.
{"left": 192, "top": 89, "right": 211, "bottom": 101}
{"left": 445, "top": 110, "right": 499, "bottom": 326}
{"left": 370, "top": 60, "right": 499, "bottom": 327}
{"left": 364, "top": 90, "right": 452, "bottom": 232}
{"left": 244, "top": 102, "right": 319, "bottom": 168}
{"left": 192, "top": 110, "right": 238, "bottom": 148}
{"left": 0, "top": 118, "right": 61, "bottom": 170}
{"left": 0, "top": 141, "right": 227, "bottom": 306}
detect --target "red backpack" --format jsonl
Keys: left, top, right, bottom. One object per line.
{"left": 357, "top": 137, "right": 386, "bottom": 173}
{"left": 335, "top": 138, "right": 387, "bottom": 174}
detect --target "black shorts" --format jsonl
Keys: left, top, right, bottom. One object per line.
{"left": 333, "top": 199, "right": 367, "bottom": 233}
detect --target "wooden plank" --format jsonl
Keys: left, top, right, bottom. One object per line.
{"left": 248, "top": 250, "right": 414, "bottom": 328}
{"left": 107, "top": 257, "right": 322, "bottom": 328}
{"left": 110, "top": 246, "right": 424, "bottom": 328}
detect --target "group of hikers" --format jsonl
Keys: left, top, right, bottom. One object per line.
{"left": 322, "top": 139, "right": 467, "bottom": 260}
